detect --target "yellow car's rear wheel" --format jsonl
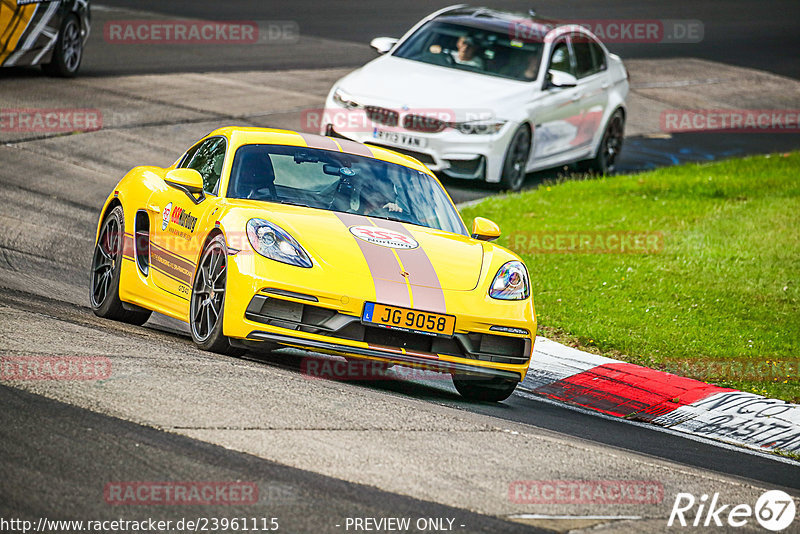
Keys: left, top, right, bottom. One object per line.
{"left": 190, "top": 235, "right": 243, "bottom": 355}
{"left": 90, "top": 206, "right": 151, "bottom": 325}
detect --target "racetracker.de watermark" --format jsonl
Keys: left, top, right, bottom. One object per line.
{"left": 510, "top": 19, "right": 703, "bottom": 43}
{"left": 0, "top": 108, "right": 102, "bottom": 133}
{"left": 301, "top": 358, "right": 449, "bottom": 381}
{"left": 104, "top": 482, "right": 258, "bottom": 505}
{"left": 508, "top": 231, "right": 664, "bottom": 255}
{"left": 0, "top": 356, "right": 111, "bottom": 381}
{"left": 509, "top": 480, "right": 664, "bottom": 504}
{"left": 661, "top": 110, "right": 800, "bottom": 133}
{"left": 104, "top": 20, "right": 299, "bottom": 45}
{"left": 301, "top": 107, "right": 496, "bottom": 134}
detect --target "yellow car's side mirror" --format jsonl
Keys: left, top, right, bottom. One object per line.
{"left": 471, "top": 217, "right": 501, "bottom": 241}
{"left": 164, "top": 168, "right": 205, "bottom": 203}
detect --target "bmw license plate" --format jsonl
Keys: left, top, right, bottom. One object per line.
{"left": 362, "top": 302, "right": 455, "bottom": 337}
{"left": 372, "top": 129, "right": 427, "bottom": 149}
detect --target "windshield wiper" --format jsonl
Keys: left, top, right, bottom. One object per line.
{"left": 279, "top": 200, "right": 314, "bottom": 208}
{"left": 367, "top": 214, "right": 415, "bottom": 225}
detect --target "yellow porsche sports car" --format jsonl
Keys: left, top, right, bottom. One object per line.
{"left": 91, "top": 127, "right": 536, "bottom": 401}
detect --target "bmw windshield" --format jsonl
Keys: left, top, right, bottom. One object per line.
{"left": 227, "top": 144, "right": 467, "bottom": 235}
{"left": 392, "top": 21, "right": 544, "bottom": 82}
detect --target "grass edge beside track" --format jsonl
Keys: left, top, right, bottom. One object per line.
{"left": 459, "top": 152, "right": 800, "bottom": 402}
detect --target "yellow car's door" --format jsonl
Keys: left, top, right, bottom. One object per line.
{"left": 149, "top": 136, "right": 228, "bottom": 306}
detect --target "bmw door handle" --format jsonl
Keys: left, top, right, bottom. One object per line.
{"left": 601, "top": 81, "right": 610, "bottom": 89}
{"left": 570, "top": 93, "right": 582, "bottom": 102}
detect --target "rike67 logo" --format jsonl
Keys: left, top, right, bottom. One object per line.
{"left": 668, "top": 490, "right": 796, "bottom": 531}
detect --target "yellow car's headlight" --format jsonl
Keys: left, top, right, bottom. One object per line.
{"left": 246, "top": 219, "right": 312, "bottom": 268}
{"left": 489, "top": 261, "right": 530, "bottom": 300}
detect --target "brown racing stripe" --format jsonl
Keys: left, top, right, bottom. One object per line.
{"left": 150, "top": 241, "right": 196, "bottom": 273}
{"left": 366, "top": 343, "right": 404, "bottom": 355}
{"left": 298, "top": 132, "right": 340, "bottom": 152}
{"left": 151, "top": 265, "right": 191, "bottom": 291}
{"left": 336, "top": 138, "right": 374, "bottom": 158}
{"left": 150, "top": 248, "right": 193, "bottom": 284}
{"left": 121, "top": 233, "right": 191, "bottom": 289}
{"left": 122, "top": 234, "right": 195, "bottom": 284}
{"left": 122, "top": 233, "right": 135, "bottom": 260}
{"left": 371, "top": 220, "right": 447, "bottom": 313}
{"left": 403, "top": 349, "right": 440, "bottom": 360}
{"left": 335, "top": 213, "right": 410, "bottom": 308}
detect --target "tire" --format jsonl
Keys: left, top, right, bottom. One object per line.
{"left": 583, "top": 109, "right": 625, "bottom": 175}
{"left": 90, "top": 206, "right": 152, "bottom": 325}
{"left": 42, "top": 14, "right": 83, "bottom": 77}
{"left": 452, "top": 375, "right": 519, "bottom": 402}
{"left": 190, "top": 234, "right": 243, "bottom": 355}
{"left": 498, "top": 125, "right": 531, "bottom": 192}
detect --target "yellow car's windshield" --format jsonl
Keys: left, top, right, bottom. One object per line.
{"left": 227, "top": 144, "right": 467, "bottom": 235}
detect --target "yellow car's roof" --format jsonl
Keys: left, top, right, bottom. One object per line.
{"left": 207, "top": 126, "right": 433, "bottom": 176}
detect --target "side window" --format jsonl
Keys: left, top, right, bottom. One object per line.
{"left": 572, "top": 38, "right": 595, "bottom": 78}
{"left": 179, "top": 143, "right": 201, "bottom": 168}
{"left": 548, "top": 40, "right": 574, "bottom": 75}
{"left": 590, "top": 40, "right": 607, "bottom": 72}
{"left": 181, "top": 137, "right": 226, "bottom": 194}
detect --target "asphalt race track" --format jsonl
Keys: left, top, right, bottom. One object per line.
{"left": 0, "top": 386, "right": 544, "bottom": 533}
{"left": 91, "top": 0, "right": 800, "bottom": 79}
{"left": 1, "top": 2, "right": 799, "bottom": 533}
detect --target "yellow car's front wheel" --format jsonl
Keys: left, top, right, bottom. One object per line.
{"left": 452, "top": 375, "right": 519, "bottom": 402}
{"left": 190, "top": 235, "right": 243, "bottom": 355}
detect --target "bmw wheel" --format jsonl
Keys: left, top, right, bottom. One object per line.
{"left": 90, "top": 206, "right": 152, "bottom": 325}
{"left": 499, "top": 125, "right": 531, "bottom": 192}
{"left": 583, "top": 109, "right": 625, "bottom": 175}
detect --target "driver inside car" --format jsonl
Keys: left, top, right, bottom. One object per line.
{"left": 234, "top": 151, "right": 277, "bottom": 200}
{"left": 361, "top": 183, "right": 404, "bottom": 215}
{"left": 428, "top": 34, "right": 485, "bottom": 69}
{"left": 350, "top": 173, "right": 404, "bottom": 215}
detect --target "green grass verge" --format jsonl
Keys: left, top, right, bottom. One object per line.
{"left": 460, "top": 153, "right": 800, "bottom": 402}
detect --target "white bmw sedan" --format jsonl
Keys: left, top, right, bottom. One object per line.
{"left": 321, "top": 5, "right": 629, "bottom": 190}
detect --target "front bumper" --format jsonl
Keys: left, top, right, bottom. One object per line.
{"left": 222, "top": 254, "right": 535, "bottom": 382}
{"left": 246, "top": 331, "right": 523, "bottom": 381}
{"left": 320, "top": 102, "right": 515, "bottom": 183}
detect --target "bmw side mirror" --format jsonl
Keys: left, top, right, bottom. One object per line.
{"left": 370, "top": 37, "right": 398, "bottom": 55}
{"left": 164, "top": 168, "right": 206, "bottom": 204}
{"left": 546, "top": 69, "right": 578, "bottom": 89}
{"left": 471, "top": 217, "right": 501, "bottom": 241}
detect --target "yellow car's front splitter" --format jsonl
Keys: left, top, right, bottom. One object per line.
{"left": 245, "top": 329, "right": 527, "bottom": 381}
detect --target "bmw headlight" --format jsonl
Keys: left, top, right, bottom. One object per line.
{"left": 246, "top": 219, "right": 312, "bottom": 268}
{"left": 332, "top": 87, "right": 362, "bottom": 109}
{"left": 455, "top": 119, "right": 507, "bottom": 135}
{"left": 489, "top": 261, "right": 530, "bottom": 300}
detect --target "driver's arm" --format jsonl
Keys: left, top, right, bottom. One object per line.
{"left": 382, "top": 202, "right": 403, "bottom": 212}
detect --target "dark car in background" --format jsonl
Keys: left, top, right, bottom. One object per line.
{"left": 0, "top": 0, "right": 90, "bottom": 77}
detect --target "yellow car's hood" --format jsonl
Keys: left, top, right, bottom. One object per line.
{"left": 236, "top": 202, "right": 483, "bottom": 292}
